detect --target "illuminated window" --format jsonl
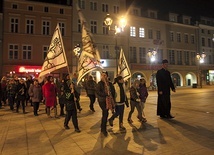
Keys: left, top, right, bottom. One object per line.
{"left": 139, "top": 27, "right": 145, "bottom": 38}
{"left": 130, "top": 26, "right": 136, "bottom": 37}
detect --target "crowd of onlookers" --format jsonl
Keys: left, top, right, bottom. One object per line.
{"left": 0, "top": 75, "right": 35, "bottom": 112}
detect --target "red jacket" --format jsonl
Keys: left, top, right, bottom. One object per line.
{"left": 42, "top": 82, "right": 57, "bottom": 107}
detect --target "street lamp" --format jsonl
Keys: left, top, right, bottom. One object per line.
{"left": 104, "top": 14, "right": 127, "bottom": 76}
{"left": 196, "top": 52, "right": 206, "bottom": 88}
{"left": 147, "top": 48, "right": 157, "bottom": 90}
{"left": 73, "top": 44, "right": 81, "bottom": 72}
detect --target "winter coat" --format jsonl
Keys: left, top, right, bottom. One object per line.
{"left": 42, "top": 82, "right": 57, "bottom": 107}
{"left": 28, "top": 84, "right": 42, "bottom": 102}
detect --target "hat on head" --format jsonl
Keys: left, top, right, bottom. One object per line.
{"left": 162, "top": 59, "right": 168, "bottom": 64}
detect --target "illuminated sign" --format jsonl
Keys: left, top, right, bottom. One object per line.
{"left": 18, "top": 66, "right": 41, "bottom": 73}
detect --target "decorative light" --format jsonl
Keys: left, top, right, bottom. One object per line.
{"left": 104, "top": 14, "right": 113, "bottom": 30}
{"left": 196, "top": 52, "right": 206, "bottom": 63}
{"left": 147, "top": 49, "right": 157, "bottom": 62}
{"left": 104, "top": 14, "right": 127, "bottom": 34}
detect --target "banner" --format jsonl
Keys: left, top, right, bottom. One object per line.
{"left": 117, "top": 49, "right": 131, "bottom": 81}
{"left": 76, "top": 5, "right": 102, "bottom": 84}
{"left": 38, "top": 24, "right": 68, "bottom": 82}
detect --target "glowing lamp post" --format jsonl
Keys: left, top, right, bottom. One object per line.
{"left": 196, "top": 52, "right": 206, "bottom": 88}
{"left": 147, "top": 48, "right": 157, "bottom": 90}
{"left": 104, "top": 14, "right": 127, "bottom": 76}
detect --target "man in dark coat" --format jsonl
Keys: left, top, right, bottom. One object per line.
{"left": 156, "top": 59, "right": 176, "bottom": 118}
{"left": 96, "top": 71, "right": 115, "bottom": 137}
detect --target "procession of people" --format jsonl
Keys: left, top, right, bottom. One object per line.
{"left": 0, "top": 59, "right": 176, "bottom": 136}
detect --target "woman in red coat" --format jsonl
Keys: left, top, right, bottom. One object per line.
{"left": 42, "top": 76, "right": 58, "bottom": 118}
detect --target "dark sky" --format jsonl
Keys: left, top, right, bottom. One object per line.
{"left": 0, "top": 0, "right": 213, "bottom": 18}
{"left": 128, "top": 0, "right": 214, "bottom": 18}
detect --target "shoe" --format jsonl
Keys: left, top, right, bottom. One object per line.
{"left": 127, "top": 119, "right": 133, "bottom": 123}
{"left": 160, "top": 115, "right": 167, "bottom": 118}
{"left": 54, "top": 116, "right": 60, "bottom": 119}
{"left": 90, "top": 109, "right": 95, "bottom": 112}
{"left": 108, "top": 119, "right": 113, "bottom": 127}
{"left": 101, "top": 131, "right": 108, "bottom": 137}
{"left": 119, "top": 124, "right": 126, "bottom": 131}
{"left": 64, "top": 125, "right": 70, "bottom": 130}
{"left": 79, "top": 108, "right": 82, "bottom": 112}
{"left": 75, "top": 128, "right": 81, "bottom": 133}
{"left": 142, "top": 118, "right": 147, "bottom": 122}
{"left": 167, "top": 115, "right": 175, "bottom": 119}
{"left": 34, "top": 114, "right": 39, "bottom": 116}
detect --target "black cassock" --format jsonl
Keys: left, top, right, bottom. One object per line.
{"left": 156, "top": 68, "right": 175, "bottom": 116}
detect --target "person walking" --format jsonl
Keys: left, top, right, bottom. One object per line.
{"left": 25, "top": 75, "right": 34, "bottom": 106}
{"left": 85, "top": 75, "right": 97, "bottom": 112}
{"left": 127, "top": 79, "right": 144, "bottom": 123}
{"left": 137, "top": 78, "right": 149, "bottom": 122}
{"left": 7, "top": 79, "right": 17, "bottom": 111}
{"left": 156, "top": 59, "right": 176, "bottom": 119}
{"left": 63, "top": 82, "right": 81, "bottom": 133}
{"left": 42, "top": 76, "right": 58, "bottom": 118}
{"left": 16, "top": 79, "right": 27, "bottom": 113}
{"left": 57, "top": 79, "right": 65, "bottom": 116}
{"left": 1, "top": 76, "right": 8, "bottom": 106}
{"left": 108, "top": 76, "right": 129, "bottom": 131}
{"left": 96, "top": 71, "right": 115, "bottom": 137}
{"left": 28, "top": 79, "right": 42, "bottom": 116}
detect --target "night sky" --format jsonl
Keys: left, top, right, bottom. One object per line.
{"left": 128, "top": 0, "right": 214, "bottom": 18}
{"left": 0, "top": 0, "right": 213, "bottom": 18}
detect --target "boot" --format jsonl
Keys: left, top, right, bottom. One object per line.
{"left": 54, "top": 108, "right": 59, "bottom": 118}
{"left": 47, "top": 107, "right": 51, "bottom": 117}
{"left": 119, "top": 123, "right": 126, "bottom": 131}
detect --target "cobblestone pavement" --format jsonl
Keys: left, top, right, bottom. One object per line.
{"left": 0, "top": 86, "right": 214, "bottom": 155}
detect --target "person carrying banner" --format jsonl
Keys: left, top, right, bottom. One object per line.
{"left": 63, "top": 82, "right": 81, "bottom": 133}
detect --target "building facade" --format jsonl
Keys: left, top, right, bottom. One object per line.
{"left": 2, "top": 0, "right": 72, "bottom": 79}
{"left": 1, "top": 0, "right": 213, "bottom": 87}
